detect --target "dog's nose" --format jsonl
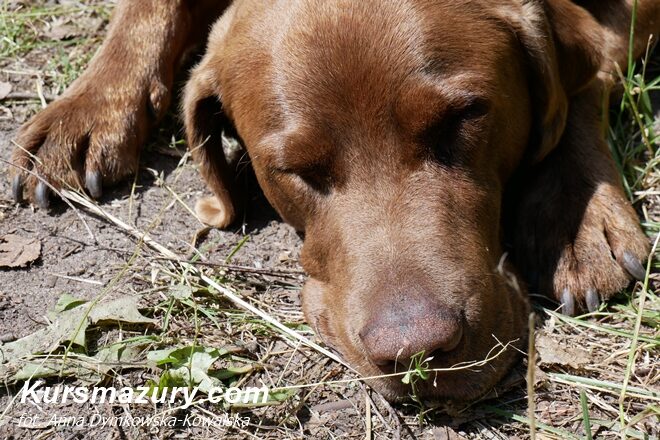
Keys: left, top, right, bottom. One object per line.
{"left": 359, "top": 300, "right": 463, "bottom": 366}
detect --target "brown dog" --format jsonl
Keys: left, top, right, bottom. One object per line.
{"left": 10, "top": 0, "right": 657, "bottom": 401}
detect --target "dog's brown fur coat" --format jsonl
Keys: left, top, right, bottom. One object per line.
{"left": 10, "top": 0, "right": 658, "bottom": 400}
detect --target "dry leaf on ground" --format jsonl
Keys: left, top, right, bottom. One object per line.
{"left": 536, "top": 334, "right": 590, "bottom": 369}
{"left": 0, "top": 234, "right": 41, "bottom": 268}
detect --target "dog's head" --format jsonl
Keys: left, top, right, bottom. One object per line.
{"left": 184, "top": 0, "right": 602, "bottom": 400}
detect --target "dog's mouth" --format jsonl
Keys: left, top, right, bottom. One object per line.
{"left": 301, "top": 272, "right": 529, "bottom": 401}
{"left": 357, "top": 329, "right": 522, "bottom": 401}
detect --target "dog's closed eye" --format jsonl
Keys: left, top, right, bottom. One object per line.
{"left": 420, "top": 96, "right": 490, "bottom": 165}
{"left": 275, "top": 163, "right": 335, "bottom": 195}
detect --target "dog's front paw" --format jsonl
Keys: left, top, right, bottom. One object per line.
{"left": 10, "top": 73, "right": 169, "bottom": 208}
{"left": 516, "top": 183, "right": 649, "bottom": 315}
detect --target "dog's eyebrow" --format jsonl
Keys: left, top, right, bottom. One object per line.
{"left": 395, "top": 72, "right": 492, "bottom": 133}
{"left": 256, "top": 129, "right": 335, "bottom": 173}
{"left": 415, "top": 71, "right": 494, "bottom": 97}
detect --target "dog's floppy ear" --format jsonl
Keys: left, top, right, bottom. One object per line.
{"left": 183, "top": 8, "right": 241, "bottom": 228}
{"left": 507, "top": 0, "right": 603, "bottom": 163}
{"left": 183, "top": 55, "right": 237, "bottom": 228}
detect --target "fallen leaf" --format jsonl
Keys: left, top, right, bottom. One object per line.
{"left": 148, "top": 346, "right": 223, "bottom": 393}
{"left": 0, "top": 295, "right": 157, "bottom": 382}
{"left": 0, "top": 82, "right": 12, "bottom": 100}
{"left": 0, "top": 302, "right": 89, "bottom": 363}
{"left": 53, "top": 293, "right": 87, "bottom": 314}
{"left": 45, "top": 18, "right": 78, "bottom": 40}
{"left": 0, "top": 234, "right": 41, "bottom": 268}
{"left": 13, "top": 340, "right": 150, "bottom": 384}
{"left": 13, "top": 361, "right": 92, "bottom": 383}
{"left": 88, "top": 296, "right": 157, "bottom": 326}
{"left": 146, "top": 345, "right": 261, "bottom": 396}
{"left": 536, "top": 334, "right": 590, "bottom": 369}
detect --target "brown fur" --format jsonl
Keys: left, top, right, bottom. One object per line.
{"left": 10, "top": 0, "right": 657, "bottom": 401}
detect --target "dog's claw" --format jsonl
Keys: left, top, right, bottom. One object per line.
{"left": 85, "top": 171, "right": 103, "bottom": 199}
{"left": 12, "top": 175, "right": 23, "bottom": 203}
{"left": 622, "top": 251, "right": 646, "bottom": 281}
{"left": 35, "top": 181, "right": 50, "bottom": 209}
{"left": 560, "top": 289, "right": 575, "bottom": 316}
{"left": 585, "top": 288, "right": 600, "bottom": 313}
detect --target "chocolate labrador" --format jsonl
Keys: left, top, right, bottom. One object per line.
{"left": 10, "top": 0, "right": 658, "bottom": 401}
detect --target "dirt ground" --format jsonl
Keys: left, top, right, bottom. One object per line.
{"left": 0, "top": 2, "right": 658, "bottom": 439}
{"left": 0, "top": 128, "right": 302, "bottom": 342}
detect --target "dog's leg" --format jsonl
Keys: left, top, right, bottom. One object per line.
{"left": 10, "top": 0, "right": 229, "bottom": 207}
{"left": 514, "top": 81, "right": 650, "bottom": 315}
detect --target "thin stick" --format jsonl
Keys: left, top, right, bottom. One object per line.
{"left": 152, "top": 256, "right": 305, "bottom": 276}
{"left": 35, "top": 78, "right": 47, "bottom": 109}
{"left": 365, "top": 392, "right": 372, "bottom": 440}
{"left": 527, "top": 313, "right": 536, "bottom": 440}
{"left": 0, "top": 92, "right": 56, "bottom": 102}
